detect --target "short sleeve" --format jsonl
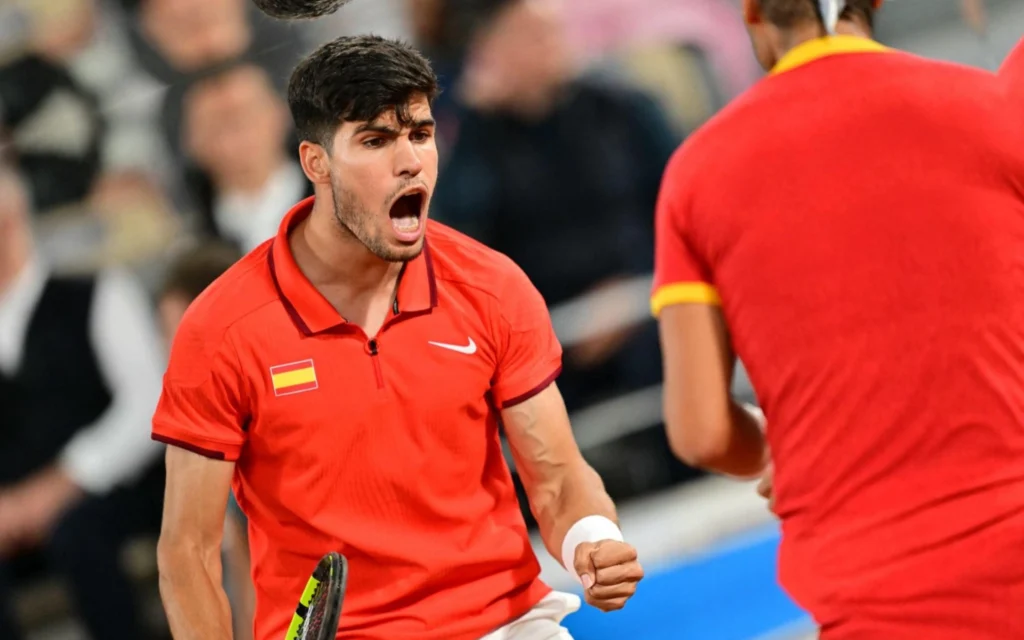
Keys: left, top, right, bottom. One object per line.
{"left": 651, "top": 150, "right": 720, "bottom": 317}
{"left": 491, "top": 264, "right": 563, "bottom": 409}
{"left": 151, "top": 314, "right": 248, "bottom": 461}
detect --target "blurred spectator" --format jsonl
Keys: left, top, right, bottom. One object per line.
{"left": 87, "top": 169, "right": 182, "bottom": 273}
{"left": 0, "top": 164, "right": 166, "bottom": 639}
{"left": 137, "top": 0, "right": 255, "bottom": 75}
{"left": 2, "top": 0, "right": 173, "bottom": 181}
{"left": 180, "top": 62, "right": 309, "bottom": 251}
{"left": 433, "top": 0, "right": 679, "bottom": 413}
{"left": 406, "top": 0, "right": 458, "bottom": 144}
{"left": 406, "top": 0, "right": 479, "bottom": 146}
{"left": 125, "top": 0, "right": 309, "bottom": 168}
{"left": 157, "top": 242, "right": 242, "bottom": 339}
{"left": 157, "top": 242, "right": 252, "bottom": 640}
{"left": 0, "top": 0, "right": 96, "bottom": 63}
{"left": 564, "top": 0, "right": 760, "bottom": 102}
{"left": 0, "top": 54, "right": 104, "bottom": 213}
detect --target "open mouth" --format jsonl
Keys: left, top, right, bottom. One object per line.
{"left": 388, "top": 188, "right": 426, "bottom": 241}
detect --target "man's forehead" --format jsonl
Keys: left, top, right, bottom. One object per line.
{"left": 359, "top": 99, "right": 434, "bottom": 129}
{"left": 350, "top": 92, "right": 434, "bottom": 125}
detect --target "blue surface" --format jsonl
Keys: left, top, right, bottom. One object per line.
{"left": 562, "top": 526, "right": 811, "bottom": 640}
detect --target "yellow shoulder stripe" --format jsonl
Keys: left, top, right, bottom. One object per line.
{"left": 651, "top": 282, "right": 721, "bottom": 317}
{"left": 772, "top": 35, "right": 890, "bottom": 75}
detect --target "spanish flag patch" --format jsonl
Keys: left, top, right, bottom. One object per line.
{"left": 270, "top": 359, "right": 318, "bottom": 396}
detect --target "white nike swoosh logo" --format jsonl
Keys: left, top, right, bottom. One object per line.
{"left": 428, "top": 337, "right": 477, "bottom": 355}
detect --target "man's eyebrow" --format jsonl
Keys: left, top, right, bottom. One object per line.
{"left": 353, "top": 118, "right": 436, "bottom": 135}
{"left": 353, "top": 122, "right": 398, "bottom": 135}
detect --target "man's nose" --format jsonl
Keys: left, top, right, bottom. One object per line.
{"left": 394, "top": 138, "right": 424, "bottom": 178}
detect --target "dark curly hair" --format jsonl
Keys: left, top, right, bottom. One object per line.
{"left": 840, "top": 0, "right": 877, "bottom": 30}
{"left": 287, "top": 35, "right": 439, "bottom": 149}
{"left": 250, "top": 0, "right": 351, "bottom": 19}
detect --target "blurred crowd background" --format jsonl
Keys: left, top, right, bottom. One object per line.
{"left": 0, "top": 0, "right": 1020, "bottom": 638}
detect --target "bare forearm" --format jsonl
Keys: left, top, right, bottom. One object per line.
{"left": 158, "top": 546, "right": 233, "bottom": 640}
{"left": 502, "top": 385, "right": 622, "bottom": 569}
{"left": 668, "top": 393, "right": 768, "bottom": 477}
{"left": 531, "top": 461, "right": 618, "bottom": 562}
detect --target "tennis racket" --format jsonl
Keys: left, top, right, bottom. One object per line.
{"left": 284, "top": 552, "right": 348, "bottom": 640}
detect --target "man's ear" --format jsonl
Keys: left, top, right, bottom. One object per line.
{"left": 298, "top": 140, "right": 331, "bottom": 186}
{"left": 742, "top": 0, "right": 764, "bottom": 25}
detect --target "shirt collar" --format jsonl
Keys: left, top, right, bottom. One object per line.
{"left": 268, "top": 196, "right": 438, "bottom": 335}
{"left": 771, "top": 35, "right": 890, "bottom": 75}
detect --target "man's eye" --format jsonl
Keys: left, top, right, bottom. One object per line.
{"left": 411, "top": 130, "right": 432, "bottom": 142}
{"left": 363, "top": 138, "right": 385, "bottom": 148}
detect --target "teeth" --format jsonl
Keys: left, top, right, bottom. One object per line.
{"left": 392, "top": 216, "right": 419, "bottom": 232}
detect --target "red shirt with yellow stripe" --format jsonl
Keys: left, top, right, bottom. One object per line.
{"left": 653, "top": 36, "right": 1024, "bottom": 639}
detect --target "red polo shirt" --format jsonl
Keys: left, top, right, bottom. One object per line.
{"left": 653, "top": 36, "right": 1024, "bottom": 639}
{"left": 152, "top": 198, "right": 560, "bottom": 640}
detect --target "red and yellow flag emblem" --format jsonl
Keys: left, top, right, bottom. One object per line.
{"left": 270, "top": 359, "right": 318, "bottom": 396}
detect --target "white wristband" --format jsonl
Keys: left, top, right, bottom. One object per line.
{"left": 560, "top": 515, "right": 624, "bottom": 584}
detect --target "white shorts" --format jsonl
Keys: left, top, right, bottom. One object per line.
{"left": 479, "top": 591, "right": 581, "bottom": 640}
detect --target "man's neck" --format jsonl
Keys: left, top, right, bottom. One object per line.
{"left": 777, "top": 23, "right": 830, "bottom": 59}
{"left": 291, "top": 200, "right": 403, "bottom": 328}
{"left": 835, "top": 19, "right": 871, "bottom": 39}
{"left": 768, "top": 22, "right": 874, "bottom": 72}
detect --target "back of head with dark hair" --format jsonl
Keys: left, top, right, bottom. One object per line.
{"left": 759, "top": 0, "right": 818, "bottom": 28}
{"left": 287, "top": 35, "right": 439, "bottom": 149}
{"left": 840, "top": 0, "right": 877, "bottom": 30}
{"left": 161, "top": 242, "right": 242, "bottom": 302}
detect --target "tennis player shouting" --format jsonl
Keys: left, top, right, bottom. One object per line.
{"left": 152, "top": 35, "right": 641, "bottom": 640}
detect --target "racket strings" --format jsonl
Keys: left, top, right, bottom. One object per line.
{"left": 303, "top": 578, "right": 330, "bottom": 639}
{"left": 288, "top": 554, "right": 344, "bottom": 640}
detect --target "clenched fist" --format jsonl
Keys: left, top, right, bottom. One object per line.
{"left": 573, "top": 539, "right": 644, "bottom": 612}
